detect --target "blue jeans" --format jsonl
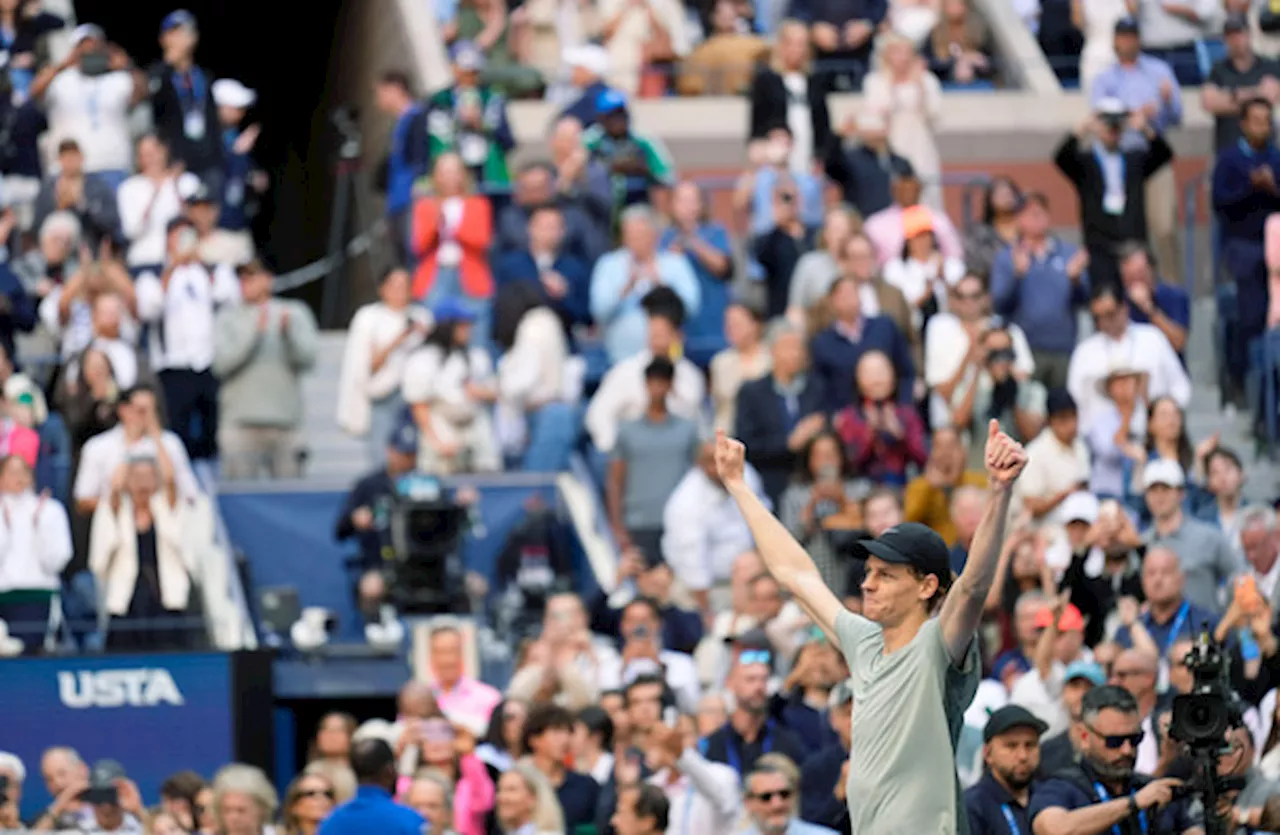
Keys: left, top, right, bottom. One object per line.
{"left": 368, "top": 393, "right": 405, "bottom": 467}
{"left": 522, "top": 402, "right": 580, "bottom": 472}
{"left": 422, "top": 266, "right": 493, "bottom": 351}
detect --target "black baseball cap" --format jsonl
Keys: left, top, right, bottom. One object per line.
{"left": 1114, "top": 16, "right": 1139, "bottom": 35}
{"left": 854, "top": 522, "right": 950, "bottom": 585}
{"left": 983, "top": 705, "right": 1049, "bottom": 742}
{"left": 1224, "top": 13, "right": 1249, "bottom": 34}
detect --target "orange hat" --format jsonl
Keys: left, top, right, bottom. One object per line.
{"left": 901, "top": 205, "right": 934, "bottom": 240}
{"left": 1034, "top": 603, "right": 1085, "bottom": 632}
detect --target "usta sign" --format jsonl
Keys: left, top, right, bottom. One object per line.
{"left": 57, "top": 669, "right": 186, "bottom": 708}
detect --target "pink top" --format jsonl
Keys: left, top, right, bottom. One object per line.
{"left": 0, "top": 421, "right": 39, "bottom": 469}
{"left": 432, "top": 676, "right": 503, "bottom": 733}
{"left": 864, "top": 204, "right": 964, "bottom": 267}
{"left": 395, "top": 754, "right": 494, "bottom": 835}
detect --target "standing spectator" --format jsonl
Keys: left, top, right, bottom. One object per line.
{"left": 832, "top": 350, "right": 927, "bottom": 486}
{"left": 135, "top": 217, "right": 239, "bottom": 462}
{"left": 281, "top": 774, "right": 337, "bottom": 835}
{"left": 187, "top": 180, "right": 251, "bottom": 268}
{"left": 597, "top": 0, "right": 689, "bottom": 96}
{"left": 882, "top": 205, "right": 965, "bottom": 332}
{"left": 117, "top": 135, "right": 184, "bottom": 271}
{"left": 785, "top": 207, "right": 864, "bottom": 327}
{"left": 212, "top": 78, "right": 265, "bottom": 243}
{"left": 824, "top": 113, "right": 911, "bottom": 219}
{"left": 32, "top": 140, "right": 119, "bottom": 249}
{"left": 810, "top": 276, "right": 915, "bottom": 411}
{"left": 583, "top": 91, "right": 678, "bottom": 214}
{"left": 40, "top": 245, "right": 138, "bottom": 362}
{"left": 411, "top": 153, "right": 495, "bottom": 344}
{"left": 559, "top": 45, "right": 613, "bottom": 128}
{"left": 677, "top": 0, "right": 770, "bottom": 96}
{"left": 494, "top": 162, "right": 599, "bottom": 263}
{"left": 964, "top": 177, "right": 1023, "bottom": 283}
{"left": 32, "top": 24, "right": 143, "bottom": 195}
{"left": 903, "top": 427, "right": 989, "bottom": 544}
{"left": 425, "top": 42, "right": 516, "bottom": 192}
{"left": 1214, "top": 97, "right": 1280, "bottom": 408}
{"left": 522, "top": 704, "right": 601, "bottom": 832}
{"left": 0, "top": 211, "right": 34, "bottom": 366}
{"left": 864, "top": 35, "right": 944, "bottom": 210}
{"left": 1115, "top": 241, "right": 1188, "bottom": 355}
{"left": 703, "top": 652, "right": 808, "bottom": 775}
{"left": 748, "top": 19, "right": 832, "bottom": 171}
{"left": 1090, "top": 19, "right": 1182, "bottom": 284}
{"left": 928, "top": 0, "right": 994, "bottom": 86}
{"left": 834, "top": 232, "right": 917, "bottom": 359}
{"left": 607, "top": 357, "right": 699, "bottom": 564}
{"left": 792, "top": 0, "right": 886, "bottom": 92}
{"left": 754, "top": 177, "right": 817, "bottom": 321}
{"left": 547, "top": 116, "right": 612, "bottom": 261}
{"left": 492, "top": 204, "right": 591, "bottom": 329}
{"left": 401, "top": 301, "right": 501, "bottom": 475}
{"left": 1084, "top": 364, "right": 1147, "bottom": 498}
{"left": 863, "top": 168, "right": 963, "bottom": 266}
{"left": 58, "top": 347, "right": 120, "bottom": 481}
{"left": 710, "top": 303, "right": 771, "bottom": 434}
{"left": 1054, "top": 99, "right": 1173, "bottom": 292}
{"left": 735, "top": 322, "right": 826, "bottom": 503}
{"left": 374, "top": 70, "right": 428, "bottom": 266}
{"left": 1012, "top": 389, "right": 1091, "bottom": 525}
{"left": 737, "top": 126, "right": 826, "bottom": 237}
{"left": 1130, "top": 0, "right": 1220, "bottom": 85}
{"left": 408, "top": 722, "right": 491, "bottom": 835}
{"left": 0, "top": 454, "right": 71, "bottom": 654}
{"left": 1202, "top": 16, "right": 1280, "bottom": 154}
{"left": 1077, "top": 0, "right": 1129, "bottom": 92}
{"left": 148, "top": 11, "right": 222, "bottom": 184}
{"left": 212, "top": 259, "right": 318, "bottom": 480}
{"left": 990, "top": 192, "right": 1090, "bottom": 389}
{"left": 492, "top": 765, "right": 563, "bottom": 835}
{"left": 661, "top": 181, "right": 734, "bottom": 364}
{"left": 1067, "top": 282, "right": 1189, "bottom": 423}
{"left": 589, "top": 205, "right": 699, "bottom": 364}
{"left": 316, "top": 741, "right": 424, "bottom": 835}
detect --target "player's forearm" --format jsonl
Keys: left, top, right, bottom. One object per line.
{"left": 1033, "top": 801, "right": 1131, "bottom": 835}
{"left": 955, "top": 486, "right": 1013, "bottom": 599}
{"left": 726, "top": 481, "right": 819, "bottom": 586}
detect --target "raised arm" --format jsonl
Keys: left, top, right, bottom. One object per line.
{"left": 715, "top": 430, "right": 844, "bottom": 640}
{"left": 938, "top": 420, "right": 1028, "bottom": 663}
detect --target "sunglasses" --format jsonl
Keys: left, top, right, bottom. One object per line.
{"left": 751, "top": 789, "right": 794, "bottom": 802}
{"left": 299, "top": 788, "right": 335, "bottom": 800}
{"left": 1085, "top": 722, "right": 1144, "bottom": 749}
{"left": 739, "top": 649, "right": 772, "bottom": 666}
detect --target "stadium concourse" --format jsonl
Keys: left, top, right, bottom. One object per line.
{"left": 1, "top": 0, "right": 1279, "bottom": 834}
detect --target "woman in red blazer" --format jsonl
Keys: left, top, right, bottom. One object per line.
{"left": 412, "top": 152, "right": 494, "bottom": 343}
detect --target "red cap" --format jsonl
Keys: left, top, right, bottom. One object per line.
{"left": 1034, "top": 603, "right": 1085, "bottom": 632}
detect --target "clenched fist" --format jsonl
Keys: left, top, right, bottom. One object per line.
{"left": 984, "top": 419, "right": 1028, "bottom": 487}
{"left": 715, "top": 429, "right": 747, "bottom": 489}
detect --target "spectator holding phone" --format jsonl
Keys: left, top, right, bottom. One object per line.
{"left": 117, "top": 134, "right": 184, "bottom": 272}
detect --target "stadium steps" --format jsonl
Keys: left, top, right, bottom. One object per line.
{"left": 300, "top": 332, "right": 372, "bottom": 483}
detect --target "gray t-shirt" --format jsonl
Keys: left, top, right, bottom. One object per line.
{"left": 834, "top": 610, "right": 980, "bottom": 835}
{"left": 614, "top": 414, "right": 699, "bottom": 530}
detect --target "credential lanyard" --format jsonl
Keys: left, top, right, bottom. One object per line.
{"left": 1093, "top": 781, "right": 1148, "bottom": 835}
{"left": 1156, "top": 600, "right": 1190, "bottom": 657}
{"left": 1000, "top": 804, "right": 1021, "bottom": 835}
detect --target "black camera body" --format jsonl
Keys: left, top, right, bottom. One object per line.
{"left": 1169, "top": 631, "right": 1232, "bottom": 748}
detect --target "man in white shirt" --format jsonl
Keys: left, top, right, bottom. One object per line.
{"left": 31, "top": 25, "right": 146, "bottom": 194}
{"left": 1067, "top": 282, "right": 1189, "bottom": 423}
{"left": 585, "top": 306, "right": 705, "bottom": 456}
{"left": 61, "top": 293, "right": 146, "bottom": 389}
{"left": 1015, "top": 389, "right": 1092, "bottom": 532}
{"left": 135, "top": 216, "right": 240, "bottom": 462}
{"left": 662, "top": 439, "right": 769, "bottom": 618}
{"left": 642, "top": 722, "right": 740, "bottom": 835}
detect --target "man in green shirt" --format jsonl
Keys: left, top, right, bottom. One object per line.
{"left": 715, "top": 420, "right": 1028, "bottom": 834}
{"left": 423, "top": 41, "right": 514, "bottom": 191}
{"left": 582, "top": 90, "right": 677, "bottom": 218}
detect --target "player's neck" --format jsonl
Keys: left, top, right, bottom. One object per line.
{"left": 880, "top": 609, "right": 929, "bottom": 653}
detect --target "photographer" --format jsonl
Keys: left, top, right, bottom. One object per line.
{"left": 1029, "top": 685, "right": 1200, "bottom": 834}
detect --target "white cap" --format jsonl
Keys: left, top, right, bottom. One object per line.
{"left": 212, "top": 78, "right": 256, "bottom": 110}
{"left": 1096, "top": 362, "right": 1144, "bottom": 398}
{"left": 856, "top": 111, "right": 887, "bottom": 133}
{"left": 1142, "top": 458, "right": 1186, "bottom": 490}
{"left": 563, "top": 44, "right": 609, "bottom": 77}
{"left": 71, "top": 23, "right": 105, "bottom": 46}
{"left": 1061, "top": 491, "right": 1100, "bottom": 525}
{"left": 1095, "top": 96, "right": 1129, "bottom": 118}
{"left": 176, "top": 171, "right": 202, "bottom": 201}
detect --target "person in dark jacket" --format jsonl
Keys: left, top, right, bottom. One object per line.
{"left": 1213, "top": 97, "right": 1280, "bottom": 405}
{"left": 809, "top": 277, "right": 914, "bottom": 411}
{"left": 748, "top": 20, "right": 833, "bottom": 163}
{"left": 494, "top": 161, "right": 602, "bottom": 263}
{"left": 560, "top": 44, "right": 613, "bottom": 128}
{"left": 492, "top": 204, "right": 591, "bottom": 330}
{"left": 374, "top": 70, "right": 429, "bottom": 266}
{"left": 735, "top": 323, "right": 827, "bottom": 505}
{"left": 824, "top": 111, "right": 912, "bottom": 218}
{"left": 799, "top": 682, "right": 852, "bottom": 834}
{"left": 787, "top": 0, "right": 886, "bottom": 93}
{"left": 32, "top": 139, "right": 119, "bottom": 249}
{"left": 147, "top": 10, "right": 222, "bottom": 186}
{"left": 1053, "top": 97, "right": 1173, "bottom": 292}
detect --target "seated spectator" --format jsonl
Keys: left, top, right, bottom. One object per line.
{"left": 281, "top": 773, "right": 337, "bottom": 835}
{"left": 495, "top": 161, "right": 599, "bottom": 264}
{"left": 402, "top": 300, "right": 501, "bottom": 475}
{"left": 1203, "top": 19, "right": 1280, "bottom": 155}
{"left": 703, "top": 650, "right": 808, "bottom": 775}
{"left": 927, "top": 0, "right": 993, "bottom": 85}
{"left": 663, "top": 440, "right": 767, "bottom": 618}
{"left": 903, "top": 427, "right": 988, "bottom": 544}
{"left": 33, "top": 24, "right": 143, "bottom": 195}
{"left": 547, "top": 116, "right": 612, "bottom": 261}
{"left": 1132, "top": 0, "right": 1218, "bottom": 86}
{"left": 493, "top": 204, "right": 591, "bottom": 331}
{"left": 793, "top": 0, "right": 884, "bottom": 92}
{"left": 1141, "top": 459, "right": 1241, "bottom": 614}
{"left": 584, "top": 91, "right": 678, "bottom": 212}
{"left": 335, "top": 267, "right": 430, "bottom": 465}
{"left": 1013, "top": 390, "right": 1091, "bottom": 530}
{"left": 187, "top": 180, "right": 252, "bottom": 268}
{"left": 0, "top": 211, "right": 35, "bottom": 365}
{"left": 747, "top": 578, "right": 816, "bottom": 677}
{"left": 149, "top": 11, "right": 222, "bottom": 184}
{"left": 0, "top": 453, "right": 71, "bottom": 653}
{"left": 824, "top": 112, "right": 910, "bottom": 220}
{"left": 212, "top": 259, "right": 318, "bottom": 480}
{"left": 810, "top": 276, "right": 915, "bottom": 412}
{"left": 90, "top": 448, "right": 198, "bottom": 652}
{"left": 737, "top": 126, "right": 825, "bottom": 239}
{"left": 864, "top": 35, "right": 944, "bottom": 209}
{"left": 211, "top": 78, "right": 265, "bottom": 242}
{"left": 661, "top": 181, "right": 734, "bottom": 365}
{"left": 424, "top": 42, "right": 516, "bottom": 191}
{"left": 597, "top": 0, "right": 689, "bottom": 96}
{"left": 779, "top": 431, "right": 865, "bottom": 593}
{"left": 40, "top": 244, "right": 138, "bottom": 361}
{"left": 680, "top": 4, "right": 771, "bottom": 98}
{"left": 786, "top": 207, "right": 863, "bottom": 329}
{"left": 882, "top": 205, "right": 966, "bottom": 332}
{"left": 825, "top": 232, "right": 917, "bottom": 365}
{"left": 947, "top": 484, "right": 990, "bottom": 572}
{"left": 947, "top": 321, "right": 1047, "bottom": 466}
{"left": 833, "top": 350, "right": 927, "bottom": 486}
{"left": 754, "top": 177, "right": 817, "bottom": 320}
{"left": 494, "top": 763, "right": 564, "bottom": 834}
{"left": 616, "top": 601, "right": 702, "bottom": 712}
{"left": 559, "top": 45, "right": 613, "bottom": 128}
{"left": 964, "top": 176, "right": 1022, "bottom": 283}
{"left": 1085, "top": 364, "right": 1147, "bottom": 499}
{"left": 584, "top": 304, "right": 704, "bottom": 456}
{"left": 117, "top": 134, "right": 184, "bottom": 271}
{"left": 412, "top": 153, "right": 495, "bottom": 343}
{"left": 743, "top": 755, "right": 832, "bottom": 835}
{"left": 748, "top": 19, "right": 831, "bottom": 171}
{"left": 589, "top": 204, "right": 699, "bottom": 364}
{"left": 1199, "top": 447, "right": 1250, "bottom": 544}
{"left": 990, "top": 192, "right": 1090, "bottom": 390}
{"left": 1067, "top": 282, "right": 1189, "bottom": 423}
{"left": 32, "top": 139, "right": 119, "bottom": 249}
{"left": 863, "top": 167, "right": 963, "bottom": 266}
{"left": 606, "top": 357, "right": 699, "bottom": 564}
{"left": 1116, "top": 241, "right": 1188, "bottom": 355}
{"left": 492, "top": 282, "right": 576, "bottom": 471}
{"left": 591, "top": 557, "right": 703, "bottom": 656}
{"left": 710, "top": 303, "right": 770, "bottom": 434}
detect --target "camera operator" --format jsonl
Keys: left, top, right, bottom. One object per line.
{"left": 1030, "top": 685, "right": 1202, "bottom": 834}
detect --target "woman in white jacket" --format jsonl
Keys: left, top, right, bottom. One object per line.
{"left": 0, "top": 455, "right": 73, "bottom": 654}
{"left": 90, "top": 434, "right": 199, "bottom": 652}
{"left": 336, "top": 267, "right": 432, "bottom": 466}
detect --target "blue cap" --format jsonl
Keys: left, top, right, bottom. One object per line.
{"left": 595, "top": 88, "right": 628, "bottom": 115}
{"left": 1064, "top": 660, "right": 1106, "bottom": 686}
{"left": 433, "top": 297, "right": 477, "bottom": 325}
{"left": 161, "top": 9, "right": 197, "bottom": 33}
{"left": 388, "top": 414, "right": 419, "bottom": 456}
{"left": 450, "top": 40, "right": 486, "bottom": 72}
